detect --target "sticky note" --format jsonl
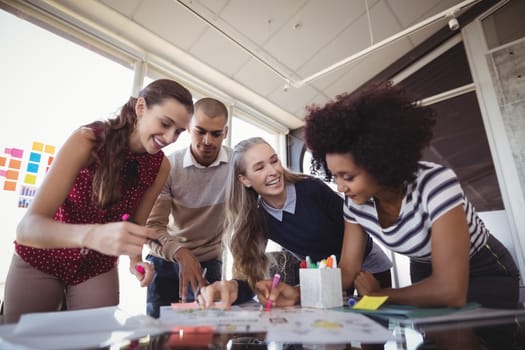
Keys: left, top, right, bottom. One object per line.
{"left": 32, "top": 142, "right": 44, "bottom": 152}
{"left": 8, "top": 159, "right": 21, "bottom": 169}
{"left": 353, "top": 295, "right": 389, "bottom": 310}
{"left": 171, "top": 302, "right": 201, "bottom": 310}
{"left": 26, "top": 162, "right": 39, "bottom": 173}
{"left": 9, "top": 148, "right": 24, "bottom": 158}
{"left": 4, "top": 181, "right": 16, "bottom": 191}
{"left": 44, "top": 144, "right": 56, "bottom": 154}
{"left": 29, "top": 152, "right": 41, "bottom": 163}
{"left": 24, "top": 173, "right": 37, "bottom": 185}
{"left": 6, "top": 169, "right": 19, "bottom": 180}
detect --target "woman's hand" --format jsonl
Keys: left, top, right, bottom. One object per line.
{"left": 197, "top": 280, "right": 239, "bottom": 309}
{"left": 82, "top": 221, "right": 160, "bottom": 257}
{"left": 354, "top": 271, "right": 381, "bottom": 296}
{"left": 130, "top": 259, "right": 154, "bottom": 287}
{"left": 255, "top": 280, "right": 299, "bottom": 308}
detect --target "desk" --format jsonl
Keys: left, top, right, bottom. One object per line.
{"left": 112, "top": 308, "right": 525, "bottom": 350}
{"left": 1, "top": 306, "right": 524, "bottom": 350}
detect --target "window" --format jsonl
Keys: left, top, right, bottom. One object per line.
{"left": 1, "top": 9, "right": 289, "bottom": 313}
{"left": 0, "top": 9, "right": 136, "bottom": 307}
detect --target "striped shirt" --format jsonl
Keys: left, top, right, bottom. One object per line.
{"left": 343, "top": 161, "right": 488, "bottom": 262}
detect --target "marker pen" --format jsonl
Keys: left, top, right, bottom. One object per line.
{"left": 121, "top": 213, "right": 163, "bottom": 247}
{"left": 194, "top": 267, "right": 208, "bottom": 303}
{"left": 265, "top": 273, "right": 281, "bottom": 311}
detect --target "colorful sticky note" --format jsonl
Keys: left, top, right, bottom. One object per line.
{"left": 6, "top": 169, "right": 19, "bottom": 180}
{"left": 0, "top": 156, "right": 6, "bottom": 167}
{"left": 27, "top": 162, "right": 39, "bottom": 173}
{"left": 170, "top": 302, "right": 201, "bottom": 310}
{"left": 8, "top": 159, "right": 22, "bottom": 169}
{"left": 47, "top": 156, "right": 54, "bottom": 165}
{"left": 8, "top": 148, "right": 24, "bottom": 158}
{"left": 32, "top": 142, "right": 44, "bottom": 152}
{"left": 24, "top": 173, "right": 37, "bottom": 185}
{"left": 44, "top": 144, "right": 56, "bottom": 154}
{"left": 29, "top": 152, "right": 41, "bottom": 163}
{"left": 4, "top": 181, "right": 17, "bottom": 191}
{"left": 353, "top": 295, "right": 389, "bottom": 310}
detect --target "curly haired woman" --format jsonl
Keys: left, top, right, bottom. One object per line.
{"left": 303, "top": 82, "right": 519, "bottom": 309}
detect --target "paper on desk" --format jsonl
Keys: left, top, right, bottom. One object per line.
{"left": 265, "top": 308, "right": 397, "bottom": 344}
{"left": 160, "top": 304, "right": 396, "bottom": 344}
{"left": 0, "top": 306, "right": 167, "bottom": 350}
{"left": 160, "top": 305, "right": 267, "bottom": 333}
{"left": 14, "top": 306, "right": 155, "bottom": 336}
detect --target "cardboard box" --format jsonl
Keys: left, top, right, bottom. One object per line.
{"left": 299, "top": 268, "right": 343, "bottom": 308}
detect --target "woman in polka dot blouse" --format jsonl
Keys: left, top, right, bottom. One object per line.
{"left": 2, "top": 79, "right": 194, "bottom": 323}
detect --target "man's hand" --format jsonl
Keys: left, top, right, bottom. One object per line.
{"left": 174, "top": 247, "right": 207, "bottom": 301}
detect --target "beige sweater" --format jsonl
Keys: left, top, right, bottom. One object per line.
{"left": 147, "top": 146, "right": 231, "bottom": 262}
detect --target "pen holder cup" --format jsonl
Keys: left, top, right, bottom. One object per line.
{"left": 299, "top": 268, "right": 343, "bottom": 308}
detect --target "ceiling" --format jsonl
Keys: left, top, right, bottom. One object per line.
{"left": 5, "top": 0, "right": 480, "bottom": 131}
{"left": 3, "top": 0, "right": 506, "bottom": 212}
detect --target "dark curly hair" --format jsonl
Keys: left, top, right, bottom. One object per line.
{"left": 304, "top": 82, "right": 436, "bottom": 189}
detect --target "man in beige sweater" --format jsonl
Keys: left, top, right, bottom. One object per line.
{"left": 145, "top": 97, "right": 231, "bottom": 317}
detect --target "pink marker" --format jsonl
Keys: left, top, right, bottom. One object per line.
{"left": 135, "top": 265, "right": 145, "bottom": 274}
{"left": 265, "top": 273, "right": 281, "bottom": 311}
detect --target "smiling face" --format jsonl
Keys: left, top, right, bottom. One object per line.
{"left": 131, "top": 97, "right": 192, "bottom": 154}
{"left": 237, "top": 143, "right": 285, "bottom": 203}
{"left": 325, "top": 152, "right": 380, "bottom": 205}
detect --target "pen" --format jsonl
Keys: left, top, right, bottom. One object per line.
{"left": 265, "top": 273, "right": 281, "bottom": 312}
{"left": 121, "top": 213, "right": 163, "bottom": 247}
{"left": 194, "top": 267, "right": 208, "bottom": 303}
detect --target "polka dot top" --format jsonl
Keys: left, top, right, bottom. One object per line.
{"left": 15, "top": 138, "right": 165, "bottom": 285}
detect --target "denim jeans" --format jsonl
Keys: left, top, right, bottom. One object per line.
{"left": 146, "top": 255, "right": 222, "bottom": 318}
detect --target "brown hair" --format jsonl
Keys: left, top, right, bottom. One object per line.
{"left": 87, "top": 79, "right": 193, "bottom": 209}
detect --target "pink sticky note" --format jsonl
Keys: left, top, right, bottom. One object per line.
{"left": 171, "top": 302, "right": 200, "bottom": 310}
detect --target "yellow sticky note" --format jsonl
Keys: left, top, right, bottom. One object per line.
{"left": 44, "top": 144, "right": 56, "bottom": 155}
{"left": 24, "top": 173, "right": 37, "bottom": 185}
{"left": 32, "top": 142, "right": 44, "bottom": 152}
{"left": 353, "top": 295, "right": 389, "bottom": 310}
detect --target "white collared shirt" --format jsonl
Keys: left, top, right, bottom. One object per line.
{"left": 260, "top": 183, "right": 296, "bottom": 222}
{"left": 182, "top": 146, "right": 229, "bottom": 169}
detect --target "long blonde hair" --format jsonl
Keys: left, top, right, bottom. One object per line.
{"left": 224, "top": 137, "right": 307, "bottom": 288}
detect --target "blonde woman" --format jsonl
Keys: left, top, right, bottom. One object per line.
{"left": 197, "top": 137, "right": 392, "bottom": 308}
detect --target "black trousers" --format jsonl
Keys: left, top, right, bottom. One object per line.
{"left": 410, "top": 234, "right": 520, "bottom": 309}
